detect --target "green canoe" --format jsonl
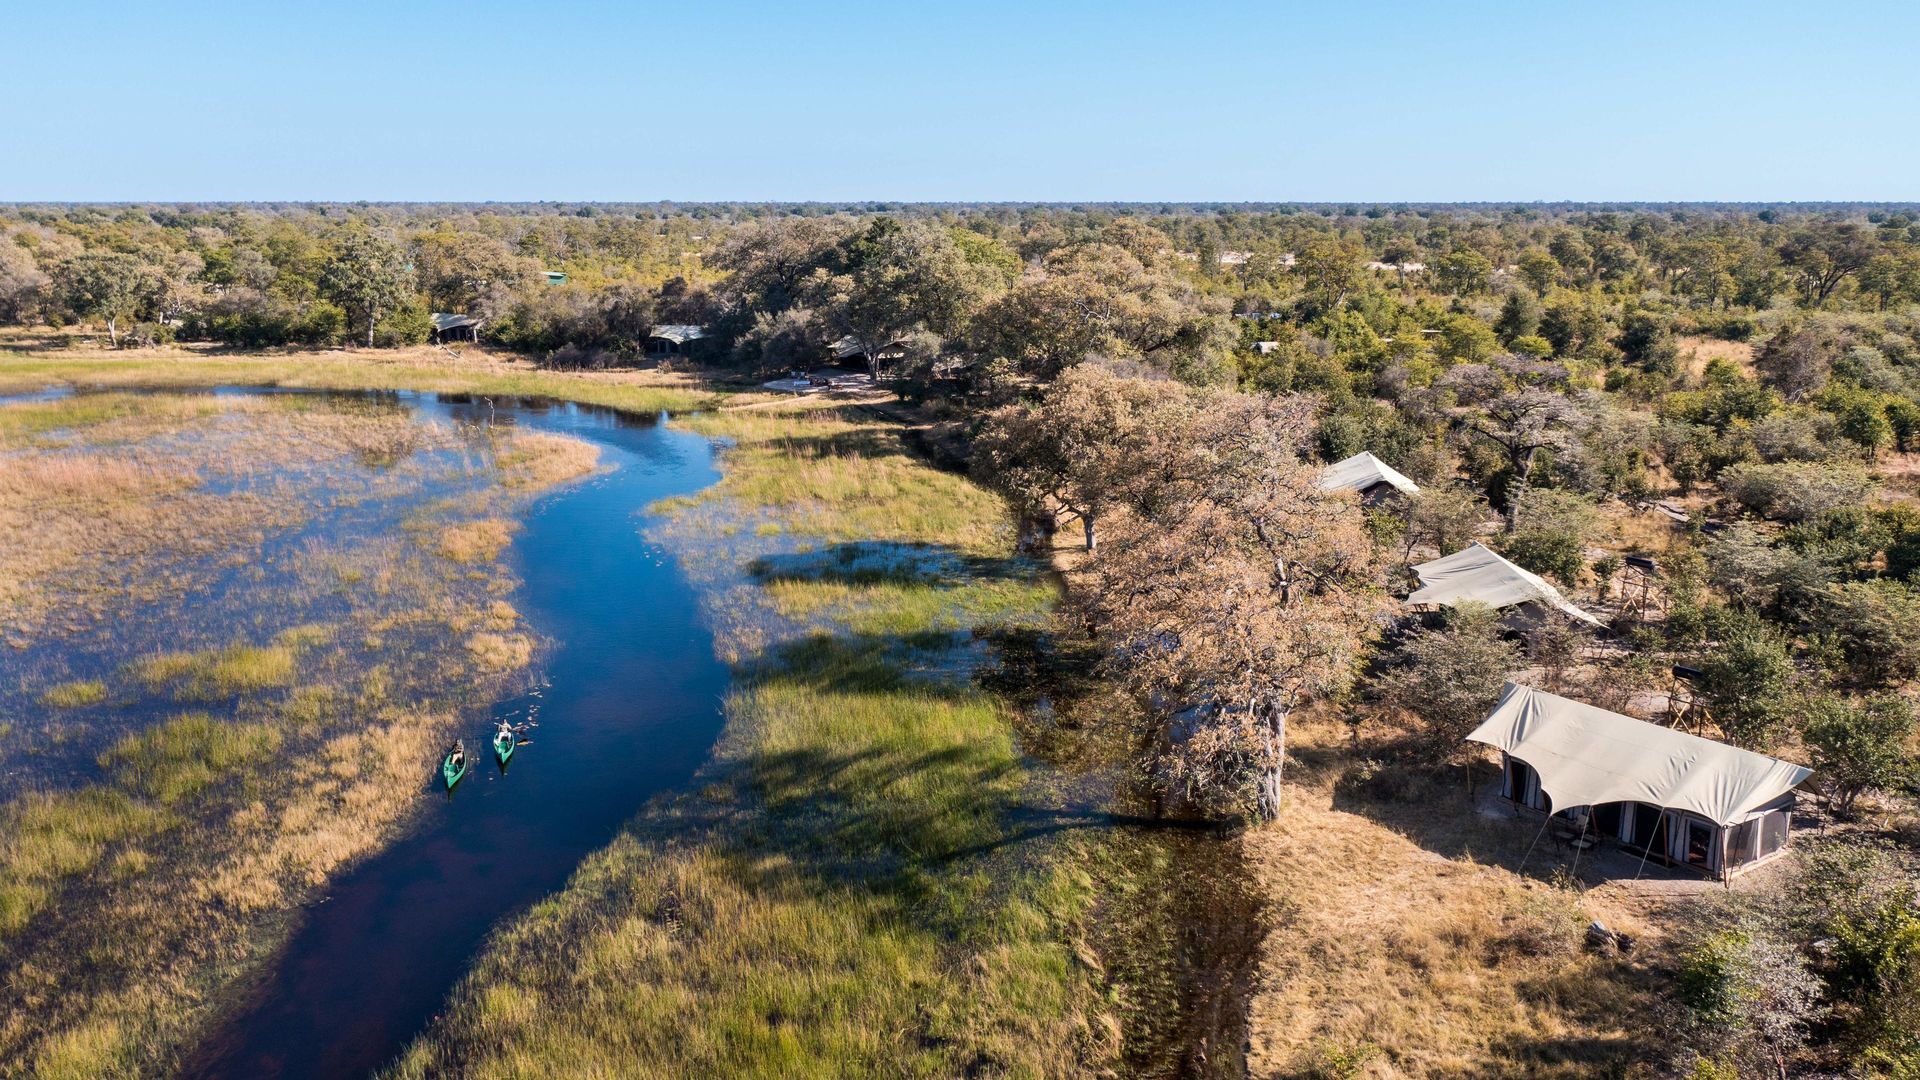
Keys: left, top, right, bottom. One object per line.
{"left": 493, "top": 724, "right": 516, "bottom": 766}
{"left": 442, "top": 739, "right": 469, "bottom": 790}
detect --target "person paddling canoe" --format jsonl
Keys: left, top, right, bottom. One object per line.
{"left": 442, "top": 739, "right": 469, "bottom": 790}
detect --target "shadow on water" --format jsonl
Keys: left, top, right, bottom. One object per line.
{"left": 179, "top": 391, "right": 730, "bottom": 1080}
{"left": 984, "top": 625, "right": 1271, "bottom": 1080}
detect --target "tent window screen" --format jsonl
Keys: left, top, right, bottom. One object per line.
{"left": 1726, "top": 820, "right": 1759, "bottom": 866}
{"left": 1759, "top": 810, "right": 1790, "bottom": 858}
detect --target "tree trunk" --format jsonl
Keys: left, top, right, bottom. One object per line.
{"left": 106, "top": 316, "right": 119, "bottom": 348}
{"left": 1082, "top": 514, "right": 1096, "bottom": 554}
{"left": 367, "top": 309, "right": 377, "bottom": 348}
{"left": 1256, "top": 705, "right": 1287, "bottom": 820}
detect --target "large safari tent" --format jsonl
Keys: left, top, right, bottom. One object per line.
{"left": 1469, "top": 682, "right": 1811, "bottom": 880}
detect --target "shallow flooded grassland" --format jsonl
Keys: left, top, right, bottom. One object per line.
{"left": 0, "top": 341, "right": 739, "bottom": 418}
{"left": 0, "top": 356, "right": 1254, "bottom": 1078}
{"left": 386, "top": 400, "right": 1157, "bottom": 1078}
{"left": 0, "top": 390, "right": 599, "bottom": 1076}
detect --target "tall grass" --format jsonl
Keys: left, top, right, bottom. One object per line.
{"left": 0, "top": 789, "right": 165, "bottom": 933}
{"left": 99, "top": 712, "right": 283, "bottom": 804}
{"left": 0, "top": 392, "right": 225, "bottom": 448}
{"left": 129, "top": 639, "right": 302, "bottom": 699}
{"left": 0, "top": 378, "right": 605, "bottom": 1077}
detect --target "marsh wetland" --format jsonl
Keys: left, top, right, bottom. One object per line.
{"left": 1, "top": 368, "right": 1256, "bottom": 1079}
{"left": 0, "top": 386, "right": 731, "bottom": 1076}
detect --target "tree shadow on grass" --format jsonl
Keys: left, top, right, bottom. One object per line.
{"left": 749, "top": 541, "right": 1036, "bottom": 589}
{"left": 754, "top": 416, "right": 962, "bottom": 464}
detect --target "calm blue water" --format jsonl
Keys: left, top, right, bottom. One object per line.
{"left": 175, "top": 391, "right": 731, "bottom": 1079}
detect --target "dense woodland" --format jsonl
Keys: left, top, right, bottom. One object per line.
{"left": 12, "top": 201, "right": 1920, "bottom": 1075}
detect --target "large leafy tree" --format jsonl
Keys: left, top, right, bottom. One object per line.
{"left": 319, "top": 230, "right": 416, "bottom": 347}
{"left": 0, "top": 238, "right": 48, "bottom": 323}
{"left": 413, "top": 229, "right": 537, "bottom": 314}
{"left": 1778, "top": 224, "right": 1877, "bottom": 305}
{"left": 828, "top": 217, "right": 1007, "bottom": 379}
{"left": 1077, "top": 386, "right": 1392, "bottom": 820}
{"left": 972, "top": 239, "right": 1232, "bottom": 382}
{"left": 972, "top": 363, "right": 1187, "bottom": 553}
{"left": 55, "top": 251, "right": 154, "bottom": 346}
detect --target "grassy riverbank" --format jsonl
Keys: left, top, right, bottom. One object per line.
{"left": 387, "top": 399, "right": 1115, "bottom": 1077}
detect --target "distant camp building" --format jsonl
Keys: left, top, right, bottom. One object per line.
{"left": 830, "top": 334, "right": 912, "bottom": 370}
{"left": 1470, "top": 682, "right": 1811, "bottom": 880}
{"left": 542, "top": 270, "right": 568, "bottom": 286}
{"left": 429, "top": 313, "right": 482, "bottom": 343}
{"left": 645, "top": 324, "right": 707, "bottom": 356}
{"left": 1408, "top": 542, "right": 1603, "bottom": 630}
{"left": 1318, "top": 451, "right": 1420, "bottom": 502}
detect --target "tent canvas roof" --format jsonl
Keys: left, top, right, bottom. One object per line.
{"left": 1467, "top": 682, "right": 1812, "bottom": 826}
{"left": 1408, "top": 543, "right": 1603, "bottom": 627}
{"left": 1318, "top": 451, "right": 1420, "bottom": 495}
{"left": 649, "top": 324, "right": 706, "bottom": 344}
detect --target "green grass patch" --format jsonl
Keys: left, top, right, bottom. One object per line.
{"left": 0, "top": 391, "right": 223, "bottom": 448}
{"left": 128, "top": 639, "right": 302, "bottom": 699}
{"left": 38, "top": 680, "right": 108, "bottom": 708}
{"left": 0, "top": 789, "right": 166, "bottom": 934}
{"left": 99, "top": 712, "right": 284, "bottom": 805}
{"left": 677, "top": 405, "right": 1013, "bottom": 548}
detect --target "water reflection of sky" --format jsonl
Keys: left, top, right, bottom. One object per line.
{"left": 0, "top": 388, "right": 705, "bottom": 796}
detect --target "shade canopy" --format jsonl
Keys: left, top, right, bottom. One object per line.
{"left": 1467, "top": 682, "right": 1812, "bottom": 827}
{"left": 1408, "top": 542, "right": 1603, "bottom": 628}
{"left": 1318, "top": 451, "right": 1420, "bottom": 496}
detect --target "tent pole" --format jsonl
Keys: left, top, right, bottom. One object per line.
{"left": 1632, "top": 807, "right": 1663, "bottom": 881}
{"left": 1518, "top": 810, "right": 1555, "bottom": 874}
{"left": 1569, "top": 814, "right": 1591, "bottom": 880}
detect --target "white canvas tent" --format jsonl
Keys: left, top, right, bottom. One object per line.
{"left": 1318, "top": 451, "right": 1420, "bottom": 498}
{"left": 1468, "top": 682, "right": 1812, "bottom": 877}
{"left": 1408, "top": 543, "right": 1603, "bottom": 628}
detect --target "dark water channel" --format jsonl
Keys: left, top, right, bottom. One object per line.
{"left": 171, "top": 391, "right": 730, "bottom": 1078}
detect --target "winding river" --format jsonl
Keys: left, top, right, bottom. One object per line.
{"left": 173, "top": 391, "right": 731, "bottom": 1078}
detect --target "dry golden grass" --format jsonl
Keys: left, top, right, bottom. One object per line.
{"left": 1243, "top": 716, "right": 1669, "bottom": 1079}
{"left": 1675, "top": 335, "right": 1756, "bottom": 381}
{"left": 464, "top": 631, "right": 533, "bottom": 672}
{"left": 435, "top": 518, "right": 517, "bottom": 563}
{"left": 494, "top": 430, "right": 600, "bottom": 490}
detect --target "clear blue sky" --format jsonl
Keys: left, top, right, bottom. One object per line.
{"left": 4, "top": 0, "right": 1915, "bottom": 202}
